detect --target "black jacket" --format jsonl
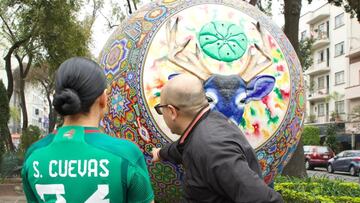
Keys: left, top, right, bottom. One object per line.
{"left": 160, "top": 110, "right": 284, "bottom": 203}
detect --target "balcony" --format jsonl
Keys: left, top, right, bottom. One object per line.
{"left": 306, "top": 11, "right": 330, "bottom": 25}
{"left": 308, "top": 88, "right": 329, "bottom": 102}
{"left": 347, "top": 47, "right": 360, "bottom": 59}
{"left": 345, "top": 85, "right": 360, "bottom": 100}
{"left": 306, "top": 108, "right": 330, "bottom": 124}
{"left": 305, "top": 64, "right": 330, "bottom": 76}
{"left": 307, "top": 14, "right": 330, "bottom": 25}
{"left": 312, "top": 31, "right": 330, "bottom": 50}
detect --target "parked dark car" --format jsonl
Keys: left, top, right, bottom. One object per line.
{"left": 327, "top": 150, "right": 360, "bottom": 176}
{"left": 304, "top": 145, "right": 335, "bottom": 170}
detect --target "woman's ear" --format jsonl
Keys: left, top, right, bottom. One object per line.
{"left": 99, "top": 89, "right": 108, "bottom": 109}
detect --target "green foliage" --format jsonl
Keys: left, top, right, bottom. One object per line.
{"left": 0, "top": 80, "right": 11, "bottom": 152}
{"left": 309, "top": 80, "right": 316, "bottom": 92}
{"left": 9, "top": 106, "right": 21, "bottom": 123}
{"left": 330, "top": 111, "right": 341, "bottom": 122}
{"left": 20, "top": 125, "right": 41, "bottom": 154}
{"left": 302, "top": 125, "right": 320, "bottom": 145}
{"left": 299, "top": 37, "right": 315, "bottom": 71}
{"left": 0, "top": 80, "right": 10, "bottom": 127}
{"left": 38, "top": 1, "right": 92, "bottom": 70}
{"left": 1, "top": 0, "right": 98, "bottom": 131}
{"left": 325, "top": 124, "right": 339, "bottom": 153}
{"left": 325, "top": 91, "right": 344, "bottom": 103}
{"left": 308, "top": 114, "right": 316, "bottom": 123}
{"left": 0, "top": 152, "right": 21, "bottom": 178}
{"left": 275, "top": 176, "right": 360, "bottom": 203}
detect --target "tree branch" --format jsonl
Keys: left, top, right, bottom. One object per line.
{"left": 14, "top": 53, "right": 24, "bottom": 77}
{"left": 4, "top": 37, "right": 29, "bottom": 99}
{"left": 0, "top": 14, "right": 15, "bottom": 38}
{"left": 99, "top": 10, "right": 120, "bottom": 29}
{"left": 249, "top": 0, "right": 258, "bottom": 6}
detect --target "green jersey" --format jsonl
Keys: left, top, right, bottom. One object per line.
{"left": 21, "top": 126, "right": 154, "bottom": 203}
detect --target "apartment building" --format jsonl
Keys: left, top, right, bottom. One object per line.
{"left": 0, "top": 65, "right": 49, "bottom": 134}
{"left": 300, "top": 2, "right": 360, "bottom": 149}
{"left": 346, "top": 15, "right": 360, "bottom": 145}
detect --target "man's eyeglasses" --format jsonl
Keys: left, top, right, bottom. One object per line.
{"left": 154, "top": 104, "right": 179, "bottom": 115}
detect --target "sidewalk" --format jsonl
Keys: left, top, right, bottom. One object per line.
{"left": 0, "top": 179, "right": 26, "bottom": 203}
{"left": 0, "top": 196, "right": 26, "bottom": 203}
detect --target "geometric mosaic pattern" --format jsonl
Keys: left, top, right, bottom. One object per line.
{"left": 98, "top": 0, "right": 306, "bottom": 201}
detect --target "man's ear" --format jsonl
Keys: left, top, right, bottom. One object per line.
{"left": 99, "top": 89, "right": 108, "bottom": 109}
{"left": 168, "top": 105, "right": 178, "bottom": 121}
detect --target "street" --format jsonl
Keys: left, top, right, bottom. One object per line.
{"left": 307, "top": 168, "right": 360, "bottom": 183}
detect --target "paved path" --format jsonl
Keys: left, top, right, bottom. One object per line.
{"left": 0, "top": 196, "right": 26, "bottom": 203}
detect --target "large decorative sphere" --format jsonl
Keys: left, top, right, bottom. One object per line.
{"left": 99, "top": 0, "right": 305, "bottom": 201}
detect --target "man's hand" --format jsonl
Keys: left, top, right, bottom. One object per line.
{"left": 152, "top": 148, "right": 161, "bottom": 162}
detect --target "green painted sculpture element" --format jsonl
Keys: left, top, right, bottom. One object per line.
{"left": 198, "top": 21, "right": 248, "bottom": 62}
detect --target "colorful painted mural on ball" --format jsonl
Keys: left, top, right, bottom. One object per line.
{"left": 99, "top": 0, "right": 305, "bottom": 201}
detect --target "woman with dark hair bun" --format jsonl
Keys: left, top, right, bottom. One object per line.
{"left": 21, "top": 57, "right": 154, "bottom": 203}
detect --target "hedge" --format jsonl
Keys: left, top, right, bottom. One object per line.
{"left": 275, "top": 176, "right": 360, "bottom": 203}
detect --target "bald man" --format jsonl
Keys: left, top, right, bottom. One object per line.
{"left": 152, "top": 74, "right": 283, "bottom": 203}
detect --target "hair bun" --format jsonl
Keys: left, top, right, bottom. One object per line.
{"left": 53, "top": 88, "right": 82, "bottom": 116}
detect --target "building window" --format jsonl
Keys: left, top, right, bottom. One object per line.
{"left": 335, "top": 42, "right": 344, "bottom": 56}
{"left": 318, "top": 76, "right": 325, "bottom": 89}
{"left": 318, "top": 50, "right": 324, "bottom": 63}
{"left": 318, "top": 23, "right": 325, "bottom": 33}
{"left": 35, "top": 108, "right": 39, "bottom": 115}
{"left": 335, "top": 71, "right": 344, "bottom": 85}
{"left": 335, "top": 13, "right": 344, "bottom": 28}
{"left": 318, "top": 103, "right": 325, "bottom": 116}
{"left": 301, "top": 30, "right": 307, "bottom": 41}
{"left": 335, "top": 100, "right": 344, "bottom": 113}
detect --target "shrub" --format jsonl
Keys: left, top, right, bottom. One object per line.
{"left": 325, "top": 124, "right": 339, "bottom": 153}
{"left": 302, "top": 125, "right": 320, "bottom": 145}
{"left": 275, "top": 176, "right": 360, "bottom": 203}
{"left": 20, "top": 125, "right": 41, "bottom": 154}
{"left": 0, "top": 152, "right": 22, "bottom": 178}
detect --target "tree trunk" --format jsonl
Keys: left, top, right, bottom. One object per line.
{"left": 284, "top": 0, "right": 301, "bottom": 56}
{"left": 0, "top": 80, "right": 15, "bottom": 152}
{"left": 282, "top": 137, "right": 307, "bottom": 177}
{"left": 19, "top": 77, "right": 28, "bottom": 131}
{"left": 132, "top": 0, "right": 137, "bottom": 10}
{"left": 3, "top": 38, "right": 29, "bottom": 101}
{"left": 281, "top": 0, "right": 307, "bottom": 178}
{"left": 49, "top": 107, "right": 57, "bottom": 133}
{"left": 47, "top": 92, "right": 56, "bottom": 133}
{"left": 40, "top": 80, "right": 56, "bottom": 133}
{"left": 15, "top": 55, "right": 32, "bottom": 131}
{"left": 1, "top": 124, "right": 14, "bottom": 152}
{"left": 4, "top": 48, "right": 16, "bottom": 101}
